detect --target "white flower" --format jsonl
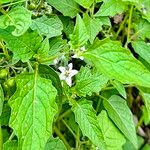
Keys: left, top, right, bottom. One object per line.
{"left": 58, "top": 63, "right": 78, "bottom": 87}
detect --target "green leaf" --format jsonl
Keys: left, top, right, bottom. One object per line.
{"left": 0, "top": 0, "right": 22, "bottom": 4}
{"left": 95, "top": 0, "right": 127, "bottom": 17}
{"left": 103, "top": 95, "right": 138, "bottom": 149}
{"left": 0, "top": 85, "right": 4, "bottom": 116}
{"left": 0, "top": 28, "right": 42, "bottom": 62}
{"left": 8, "top": 69, "right": 58, "bottom": 149}
{"left": 74, "top": 66, "right": 108, "bottom": 96}
{"left": 0, "top": 103, "right": 11, "bottom": 126}
{"left": 38, "top": 64, "right": 62, "bottom": 112}
{"left": 132, "top": 40, "right": 150, "bottom": 64}
{"left": 3, "top": 140, "right": 18, "bottom": 150}
{"left": 98, "top": 110, "right": 126, "bottom": 150}
{"left": 31, "top": 15, "right": 63, "bottom": 38}
{"left": 0, "top": 6, "right": 32, "bottom": 36}
{"left": 74, "top": 0, "right": 94, "bottom": 8}
{"left": 138, "top": 87, "right": 150, "bottom": 125}
{"left": 36, "top": 38, "right": 49, "bottom": 58}
{"left": 111, "top": 80, "right": 127, "bottom": 99}
{"left": 136, "top": 0, "right": 150, "bottom": 23}
{"left": 83, "top": 13, "right": 106, "bottom": 44}
{"left": 45, "top": 137, "right": 66, "bottom": 150}
{"left": 84, "top": 39, "right": 150, "bottom": 88}
{"left": 47, "top": 0, "right": 80, "bottom": 17}
{"left": 134, "top": 18, "right": 150, "bottom": 39}
{"left": 72, "top": 99, "right": 106, "bottom": 149}
{"left": 142, "top": 144, "right": 150, "bottom": 150}
{"left": 70, "top": 14, "right": 89, "bottom": 49}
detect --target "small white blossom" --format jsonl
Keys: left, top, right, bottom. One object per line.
{"left": 58, "top": 63, "right": 78, "bottom": 87}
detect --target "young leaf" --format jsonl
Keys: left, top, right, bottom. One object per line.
{"left": 0, "top": 28, "right": 42, "bottom": 62}
{"left": 83, "top": 13, "right": 104, "bottom": 44}
{"left": 98, "top": 110, "right": 126, "bottom": 150}
{"left": 3, "top": 140, "right": 18, "bottom": 150}
{"left": 72, "top": 99, "right": 106, "bottom": 149}
{"left": 74, "top": 0, "right": 94, "bottom": 8}
{"left": 8, "top": 70, "right": 58, "bottom": 149}
{"left": 84, "top": 39, "right": 150, "bottom": 88}
{"left": 74, "top": 66, "right": 108, "bottom": 96}
{"left": 37, "top": 38, "right": 49, "bottom": 58}
{"left": 111, "top": 80, "right": 127, "bottom": 99}
{"left": 0, "top": 6, "right": 32, "bottom": 36}
{"left": 45, "top": 137, "right": 66, "bottom": 150}
{"left": 103, "top": 95, "right": 138, "bottom": 149}
{"left": 70, "top": 14, "right": 89, "bottom": 49}
{"left": 132, "top": 40, "right": 150, "bottom": 64}
{"left": 47, "top": 0, "right": 80, "bottom": 18}
{"left": 95, "top": 0, "right": 127, "bottom": 17}
{"left": 31, "top": 15, "right": 63, "bottom": 38}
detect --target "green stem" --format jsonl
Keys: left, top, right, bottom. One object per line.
{"left": 27, "top": 61, "right": 34, "bottom": 73}
{"left": 54, "top": 126, "right": 71, "bottom": 150}
{"left": 125, "top": 5, "right": 134, "bottom": 47}
{"left": 0, "top": 125, "right": 3, "bottom": 150}
{"left": 101, "top": 85, "right": 132, "bottom": 91}
{"left": 58, "top": 109, "right": 72, "bottom": 121}
{"left": 96, "top": 97, "right": 102, "bottom": 113}
{"left": 62, "top": 119, "right": 80, "bottom": 143}
{"left": 116, "top": 14, "right": 129, "bottom": 37}
{"left": 0, "top": 41, "right": 10, "bottom": 60}
{"left": 136, "top": 115, "right": 144, "bottom": 129}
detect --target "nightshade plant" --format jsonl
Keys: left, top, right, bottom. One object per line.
{"left": 0, "top": 0, "right": 150, "bottom": 150}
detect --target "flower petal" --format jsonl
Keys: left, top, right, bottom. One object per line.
{"left": 70, "top": 70, "right": 78, "bottom": 77}
{"left": 68, "top": 63, "right": 73, "bottom": 70}
{"left": 65, "top": 77, "right": 72, "bottom": 87}
{"left": 59, "top": 73, "right": 66, "bottom": 80}
{"left": 58, "top": 66, "right": 66, "bottom": 73}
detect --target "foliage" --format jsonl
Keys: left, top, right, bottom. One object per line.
{"left": 0, "top": 0, "right": 150, "bottom": 150}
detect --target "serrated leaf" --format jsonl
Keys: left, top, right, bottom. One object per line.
{"left": 45, "top": 137, "right": 66, "bottom": 150}
{"left": 132, "top": 40, "right": 150, "bottom": 64}
{"left": 111, "top": 80, "right": 127, "bottom": 99}
{"left": 0, "top": 28, "right": 42, "bottom": 62}
{"left": 70, "top": 14, "right": 89, "bottom": 49}
{"left": 72, "top": 99, "right": 106, "bottom": 149}
{"left": 0, "top": 6, "right": 31, "bottom": 36}
{"left": 98, "top": 110, "right": 126, "bottom": 150}
{"left": 74, "top": 0, "right": 94, "bottom": 8}
{"left": 47, "top": 0, "right": 80, "bottom": 17}
{"left": 8, "top": 70, "right": 58, "bottom": 149}
{"left": 75, "top": 66, "right": 108, "bottom": 96}
{"left": 84, "top": 39, "right": 150, "bottom": 88}
{"left": 31, "top": 15, "right": 63, "bottom": 38}
{"left": 3, "top": 140, "right": 18, "bottom": 150}
{"left": 95, "top": 0, "right": 127, "bottom": 17}
{"left": 103, "top": 95, "right": 138, "bottom": 148}
{"left": 0, "top": 84, "right": 4, "bottom": 116}
{"left": 83, "top": 13, "right": 104, "bottom": 44}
